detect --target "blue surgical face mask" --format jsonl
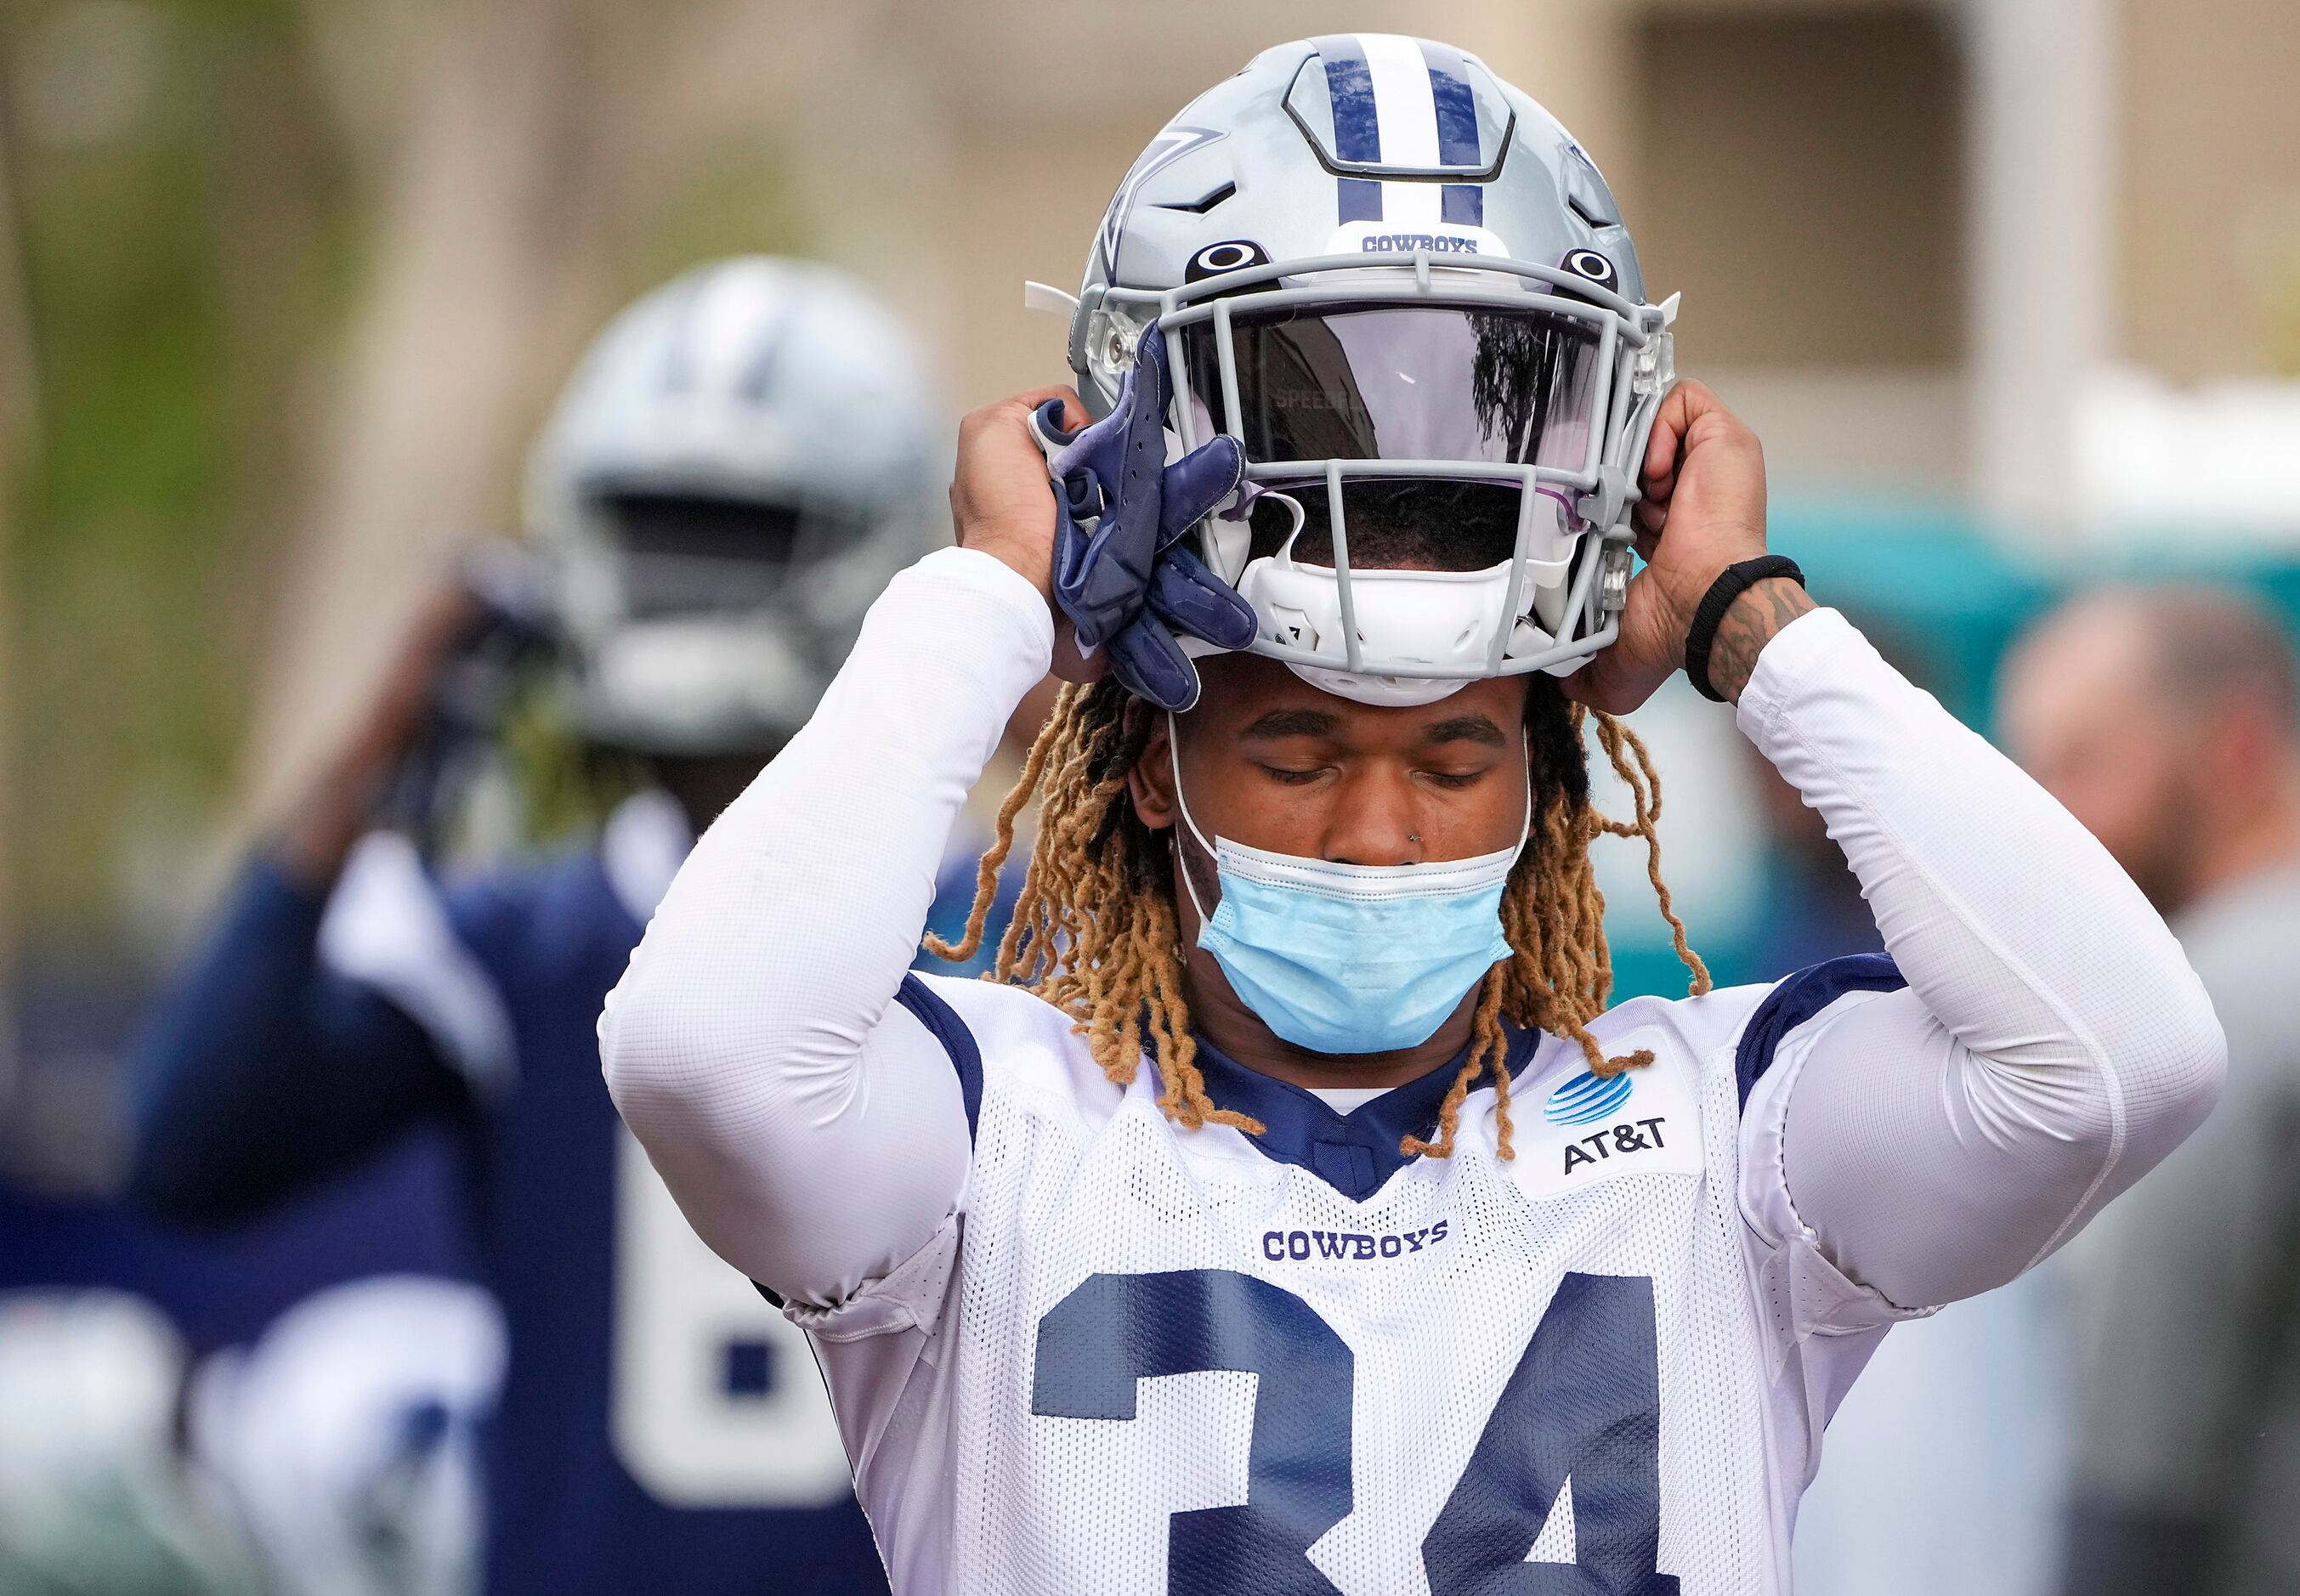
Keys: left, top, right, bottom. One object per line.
{"left": 1169, "top": 719, "right": 1527, "bottom": 1056}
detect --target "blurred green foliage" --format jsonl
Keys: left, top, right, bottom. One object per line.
{"left": 2, "top": 0, "right": 807, "bottom": 942}
{"left": 5, "top": 0, "right": 360, "bottom": 937}
{"left": 622, "top": 139, "right": 804, "bottom": 309}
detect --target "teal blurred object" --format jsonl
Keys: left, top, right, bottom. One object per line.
{"left": 1776, "top": 496, "right": 2300, "bottom": 723}
{"left": 1766, "top": 492, "right": 2057, "bottom": 723}
{"left": 2088, "top": 535, "right": 2300, "bottom": 645}
{"left": 1603, "top": 490, "right": 2300, "bottom": 1001}
{"left": 2237, "top": 557, "right": 2300, "bottom": 633}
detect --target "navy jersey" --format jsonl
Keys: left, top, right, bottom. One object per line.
{"left": 131, "top": 793, "right": 887, "bottom": 1596}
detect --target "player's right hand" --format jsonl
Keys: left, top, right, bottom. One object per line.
{"left": 951, "top": 387, "right": 1103, "bottom": 682}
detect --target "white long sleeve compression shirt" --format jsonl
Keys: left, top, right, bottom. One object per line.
{"left": 602, "top": 546, "right": 2224, "bottom": 1319}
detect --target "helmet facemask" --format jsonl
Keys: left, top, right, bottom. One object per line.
{"left": 1096, "top": 253, "right": 1673, "bottom": 705}
{"left": 555, "top": 484, "right": 896, "bottom": 758}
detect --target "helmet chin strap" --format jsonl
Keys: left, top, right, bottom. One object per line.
{"left": 1164, "top": 716, "right": 1221, "bottom": 931}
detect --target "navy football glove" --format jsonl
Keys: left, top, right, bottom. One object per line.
{"left": 1030, "top": 323, "right": 1258, "bottom": 712}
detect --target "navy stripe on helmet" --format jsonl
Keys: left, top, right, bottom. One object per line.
{"left": 1337, "top": 177, "right": 1383, "bottom": 224}
{"left": 734, "top": 307, "right": 795, "bottom": 403}
{"left": 658, "top": 274, "right": 712, "bottom": 393}
{"left": 1442, "top": 184, "right": 1484, "bottom": 225}
{"left": 1419, "top": 40, "right": 1482, "bottom": 167}
{"left": 1313, "top": 35, "right": 1382, "bottom": 164}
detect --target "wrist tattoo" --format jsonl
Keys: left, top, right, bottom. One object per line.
{"left": 1708, "top": 577, "right": 1816, "bottom": 704}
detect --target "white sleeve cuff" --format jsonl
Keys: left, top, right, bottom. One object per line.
{"left": 1731, "top": 604, "right": 1858, "bottom": 745}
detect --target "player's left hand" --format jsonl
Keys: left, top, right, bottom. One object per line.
{"left": 1031, "top": 323, "right": 1258, "bottom": 712}
{"left": 1565, "top": 379, "right": 1770, "bottom": 714}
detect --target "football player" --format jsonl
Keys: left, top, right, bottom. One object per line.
{"left": 603, "top": 40, "right": 2225, "bottom": 1594}
{"left": 129, "top": 258, "right": 927, "bottom": 1595}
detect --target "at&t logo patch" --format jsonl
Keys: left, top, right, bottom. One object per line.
{"left": 1520, "top": 1031, "right": 1704, "bottom": 1198}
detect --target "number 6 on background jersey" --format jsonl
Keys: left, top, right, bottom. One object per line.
{"left": 610, "top": 1129, "right": 854, "bottom": 1507}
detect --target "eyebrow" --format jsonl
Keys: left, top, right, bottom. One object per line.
{"left": 1421, "top": 715, "right": 1510, "bottom": 747}
{"left": 1233, "top": 707, "right": 1511, "bottom": 748}
{"left": 1238, "top": 708, "right": 1342, "bottom": 740}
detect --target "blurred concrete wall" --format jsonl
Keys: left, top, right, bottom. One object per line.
{"left": 2121, "top": 0, "right": 2300, "bottom": 381}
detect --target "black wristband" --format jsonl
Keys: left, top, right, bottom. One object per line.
{"left": 1684, "top": 555, "right": 1804, "bottom": 703}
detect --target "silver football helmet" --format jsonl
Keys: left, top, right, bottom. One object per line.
{"left": 527, "top": 258, "right": 943, "bottom": 755}
{"left": 1054, "top": 35, "right": 1677, "bottom": 706}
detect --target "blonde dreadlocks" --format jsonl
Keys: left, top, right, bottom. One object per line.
{"left": 925, "top": 672, "right": 1709, "bottom": 1162}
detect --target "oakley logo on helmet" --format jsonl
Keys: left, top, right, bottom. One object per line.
{"left": 1563, "top": 249, "right": 1619, "bottom": 291}
{"left": 1185, "top": 240, "right": 1271, "bottom": 283}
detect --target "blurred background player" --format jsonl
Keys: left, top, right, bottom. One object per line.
{"left": 2003, "top": 585, "right": 2300, "bottom": 1596}
{"left": 124, "top": 256, "right": 940, "bottom": 1595}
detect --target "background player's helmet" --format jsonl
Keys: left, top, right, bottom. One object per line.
{"left": 528, "top": 258, "right": 943, "bottom": 756}
{"left": 1070, "top": 36, "right": 1676, "bottom": 705}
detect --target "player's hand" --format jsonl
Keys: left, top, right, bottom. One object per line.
{"left": 1566, "top": 380, "right": 1782, "bottom": 713}
{"left": 951, "top": 387, "right": 1102, "bottom": 682}
{"left": 278, "top": 582, "right": 479, "bottom": 885}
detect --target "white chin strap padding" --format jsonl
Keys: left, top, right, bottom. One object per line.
{"left": 1232, "top": 500, "right": 1576, "bottom": 708}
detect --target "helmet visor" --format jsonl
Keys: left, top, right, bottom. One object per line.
{"left": 1175, "top": 302, "right": 1604, "bottom": 476}
{"left": 593, "top": 491, "right": 869, "bottom": 620}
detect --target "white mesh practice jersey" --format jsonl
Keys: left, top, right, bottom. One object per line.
{"left": 795, "top": 969, "right": 1902, "bottom": 1596}
{"left": 602, "top": 548, "right": 2227, "bottom": 1596}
